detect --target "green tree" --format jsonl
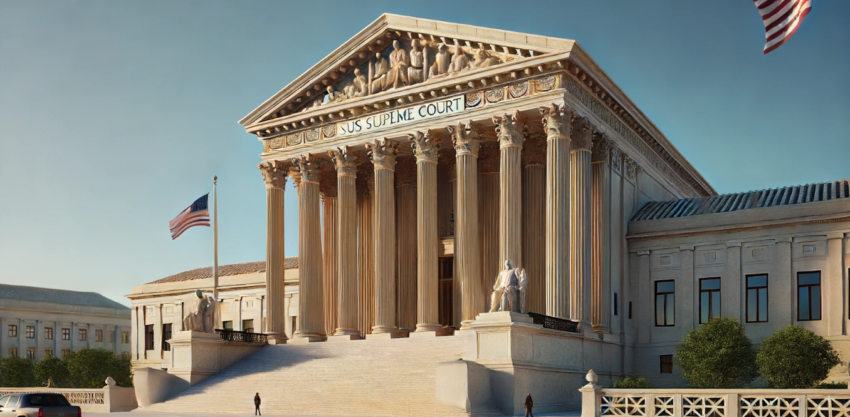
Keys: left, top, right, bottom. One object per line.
{"left": 66, "top": 349, "right": 133, "bottom": 388}
{"left": 674, "top": 317, "right": 757, "bottom": 388}
{"left": 35, "top": 355, "right": 70, "bottom": 387}
{"left": 756, "top": 325, "right": 841, "bottom": 388}
{"left": 0, "top": 356, "right": 38, "bottom": 387}
{"left": 612, "top": 375, "right": 652, "bottom": 388}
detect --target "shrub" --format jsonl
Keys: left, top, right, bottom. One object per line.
{"left": 674, "top": 317, "right": 757, "bottom": 388}
{"left": 756, "top": 325, "right": 841, "bottom": 389}
{"left": 817, "top": 381, "right": 848, "bottom": 389}
{"left": 0, "top": 356, "right": 38, "bottom": 387}
{"left": 66, "top": 349, "right": 133, "bottom": 388}
{"left": 612, "top": 375, "right": 652, "bottom": 388}
{"left": 35, "top": 355, "right": 70, "bottom": 387}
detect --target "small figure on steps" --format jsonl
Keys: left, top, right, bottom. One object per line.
{"left": 254, "top": 392, "right": 261, "bottom": 416}
{"left": 525, "top": 393, "right": 534, "bottom": 417}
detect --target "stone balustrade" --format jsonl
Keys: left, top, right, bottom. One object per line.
{"left": 0, "top": 377, "right": 137, "bottom": 413}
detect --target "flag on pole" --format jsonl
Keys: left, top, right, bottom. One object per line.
{"left": 754, "top": 0, "right": 812, "bottom": 54}
{"left": 169, "top": 194, "right": 211, "bottom": 240}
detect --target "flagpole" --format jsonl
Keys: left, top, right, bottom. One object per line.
{"left": 213, "top": 176, "right": 219, "bottom": 301}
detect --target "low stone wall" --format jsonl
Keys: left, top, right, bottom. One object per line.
{"left": 579, "top": 370, "right": 850, "bottom": 417}
{"left": 0, "top": 378, "right": 137, "bottom": 413}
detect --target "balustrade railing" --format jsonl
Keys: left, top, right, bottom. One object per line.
{"left": 527, "top": 312, "right": 580, "bottom": 333}
{"left": 0, "top": 389, "right": 105, "bottom": 405}
{"left": 215, "top": 328, "right": 268, "bottom": 343}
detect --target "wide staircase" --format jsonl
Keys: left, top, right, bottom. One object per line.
{"left": 141, "top": 331, "right": 498, "bottom": 416}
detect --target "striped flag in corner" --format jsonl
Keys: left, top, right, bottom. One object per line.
{"left": 754, "top": 0, "right": 812, "bottom": 54}
{"left": 169, "top": 194, "right": 210, "bottom": 240}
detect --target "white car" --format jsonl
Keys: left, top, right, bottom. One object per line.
{"left": 0, "top": 393, "right": 81, "bottom": 417}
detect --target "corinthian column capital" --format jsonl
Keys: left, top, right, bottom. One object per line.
{"left": 539, "top": 103, "right": 573, "bottom": 140}
{"left": 328, "top": 146, "right": 359, "bottom": 177}
{"left": 292, "top": 154, "right": 321, "bottom": 183}
{"left": 408, "top": 130, "right": 442, "bottom": 163}
{"left": 591, "top": 130, "right": 610, "bottom": 163}
{"left": 571, "top": 116, "right": 593, "bottom": 151}
{"left": 366, "top": 138, "right": 399, "bottom": 171}
{"left": 259, "top": 160, "right": 288, "bottom": 190}
{"left": 493, "top": 111, "right": 527, "bottom": 149}
{"left": 448, "top": 121, "right": 482, "bottom": 157}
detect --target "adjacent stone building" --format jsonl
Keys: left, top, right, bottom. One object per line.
{"left": 0, "top": 284, "right": 131, "bottom": 360}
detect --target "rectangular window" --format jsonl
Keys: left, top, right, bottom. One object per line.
{"left": 798, "top": 271, "right": 822, "bottom": 321}
{"left": 222, "top": 321, "right": 233, "bottom": 330}
{"left": 121, "top": 332, "right": 129, "bottom": 344}
{"left": 746, "top": 274, "right": 769, "bottom": 323}
{"left": 613, "top": 293, "right": 618, "bottom": 316}
{"left": 9, "top": 347, "right": 18, "bottom": 357}
{"left": 629, "top": 302, "right": 632, "bottom": 319}
{"left": 699, "top": 278, "right": 721, "bottom": 324}
{"left": 660, "top": 355, "right": 674, "bottom": 374}
{"left": 162, "top": 323, "right": 172, "bottom": 351}
{"left": 8, "top": 325, "right": 17, "bottom": 337}
{"left": 95, "top": 329, "right": 103, "bottom": 342}
{"left": 62, "top": 328, "right": 70, "bottom": 340}
{"left": 78, "top": 329, "right": 87, "bottom": 341}
{"left": 45, "top": 327, "right": 53, "bottom": 340}
{"left": 144, "top": 324, "right": 154, "bottom": 350}
{"left": 655, "top": 280, "right": 675, "bottom": 326}
{"left": 26, "top": 348, "right": 35, "bottom": 360}
{"left": 45, "top": 349, "right": 53, "bottom": 357}
{"left": 26, "top": 325, "right": 35, "bottom": 339}
{"left": 242, "top": 320, "right": 254, "bottom": 333}
{"left": 61, "top": 349, "right": 70, "bottom": 358}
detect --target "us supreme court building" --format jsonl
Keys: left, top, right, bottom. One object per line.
{"left": 130, "top": 14, "right": 850, "bottom": 415}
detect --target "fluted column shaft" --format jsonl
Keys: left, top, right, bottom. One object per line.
{"left": 329, "top": 147, "right": 359, "bottom": 336}
{"left": 494, "top": 113, "right": 525, "bottom": 269}
{"left": 368, "top": 139, "right": 399, "bottom": 334}
{"left": 292, "top": 155, "right": 325, "bottom": 341}
{"left": 540, "top": 104, "right": 572, "bottom": 319}
{"left": 410, "top": 131, "right": 442, "bottom": 332}
{"left": 522, "top": 131, "right": 547, "bottom": 315}
{"left": 570, "top": 120, "right": 593, "bottom": 329}
{"left": 591, "top": 135, "right": 612, "bottom": 333}
{"left": 259, "top": 162, "right": 288, "bottom": 344}
{"left": 321, "top": 194, "right": 338, "bottom": 336}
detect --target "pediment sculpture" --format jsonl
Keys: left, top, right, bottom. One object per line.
{"left": 489, "top": 259, "right": 528, "bottom": 314}
{"left": 183, "top": 289, "right": 218, "bottom": 333}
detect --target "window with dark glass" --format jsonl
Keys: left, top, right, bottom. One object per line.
{"left": 45, "top": 327, "right": 53, "bottom": 340}
{"left": 222, "top": 321, "right": 233, "bottom": 330}
{"left": 797, "top": 271, "right": 821, "bottom": 321}
{"left": 8, "top": 325, "right": 17, "bottom": 337}
{"left": 629, "top": 302, "right": 632, "bottom": 319}
{"left": 613, "top": 293, "right": 618, "bottom": 316}
{"left": 242, "top": 320, "right": 254, "bottom": 333}
{"left": 26, "top": 348, "right": 35, "bottom": 360}
{"left": 95, "top": 329, "right": 103, "bottom": 342}
{"left": 746, "top": 274, "right": 768, "bottom": 323}
{"left": 122, "top": 332, "right": 129, "bottom": 344}
{"left": 699, "top": 278, "right": 721, "bottom": 324}
{"left": 45, "top": 349, "right": 53, "bottom": 357}
{"left": 660, "top": 355, "right": 673, "bottom": 374}
{"left": 62, "top": 328, "right": 70, "bottom": 340}
{"left": 162, "top": 323, "right": 172, "bottom": 351}
{"left": 26, "top": 325, "right": 35, "bottom": 339}
{"left": 9, "top": 347, "right": 18, "bottom": 357}
{"left": 61, "top": 349, "right": 70, "bottom": 358}
{"left": 78, "top": 329, "right": 87, "bottom": 341}
{"left": 655, "top": 280, "right": 675, "bottom": 326}
{"left": 144, "top": 324, "right": 154, "bottom": 350}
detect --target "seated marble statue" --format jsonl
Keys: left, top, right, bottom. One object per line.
{"left": 489, "top": 259, "right": 525, "bottom": 313}
{"left": 183, "top": 289, "right": 217, "bottom": 333}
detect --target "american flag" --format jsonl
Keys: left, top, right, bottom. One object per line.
{"left": 169, "top": 194, "right": 210, "bottom": 240}
{"left": 754, "top": 0, "right": 812, "bottom": 54}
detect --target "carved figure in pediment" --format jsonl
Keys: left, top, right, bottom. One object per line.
{"left": 351, "top": 68, "right": 367, "bottom": 98}
{"left": 408, "top": 39, "right": 425, "bottom": 85}
{"left": 385, "top": 40, "right": 410, "bottom": 90}
{"left": 428, "top": 44, "right": 451, "bottom": 79}
{"left": 323, "top": 86, "right": 345, "bottom": 106}
{"left": 471, "top": 49, "right": 501, "bottom": 69}
{"left": 371, "top": 52, "right": 390, "bottom": 94}
{"left": 302, "top": 98, "right": 322, "bottom": 112}
{"left": 448, "top": 46, "right": 470, "bottom": 75}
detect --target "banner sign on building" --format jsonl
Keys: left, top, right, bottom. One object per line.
{"left": 337, "top": 96, "right": 465, "bottom": 138}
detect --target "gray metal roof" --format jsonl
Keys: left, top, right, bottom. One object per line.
{"left": 0, "top": 284, "right": 129, "bottom": 310}
{"left": 632, "top": 179, "right": 850, "bottom": 222}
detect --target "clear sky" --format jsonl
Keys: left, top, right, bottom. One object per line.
{"left": 1, "top": 1, "right": 847, "bottom": 306}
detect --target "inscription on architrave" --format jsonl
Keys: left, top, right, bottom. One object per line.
{"left": 337, "top": 96, "right": 465, "bottom": 138}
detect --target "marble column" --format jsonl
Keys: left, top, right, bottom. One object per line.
{"left": 539, "top": 104, "right": 573, "bottom": 319}
{"left": 320, "top": 170, "right": 338, "bottom": 337}
{"left": 570, "top": 118, "right": 593, "bottom": 330}
{"left": 478, "top": 143, "right": 500, "bottom": 312}
{"left": 409, "top": 131, "right": 442, "bottom": 332}
{"left": 590, "top": 133, "right": 611, "bottom": 333}
{"left": 522, "top": 132, "right": 546, "bottom": 314}
{"left": 395, "top": 157, "right": 417, "bottom": 332}
{"left": 448, "top": 122, "right": 484, "bottom": 328}
{"left": 260, "top": 161, "right": 289, "bottom": 344}
{"left": 494, "top": 112, "right": 526, "bottom": 270}
{"left": 356, "top": 162, "right": 375, "bottom": 336}
{"left": 367, "top": 139, "right": 399, "bottom": 334}
{"left": 292, "top": 155, "right": 325, "bottom": 342}
{"left": 328, "top": 147, "right": 360, "bottom": 336}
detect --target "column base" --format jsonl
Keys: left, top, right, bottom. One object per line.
{"left": 332, "top": 328, "right": 360, "bottom": 336}
{"left": 415, "top": 323, "right": 443, "bottom": 332}
{"left": 577, "top": 321, "right": 595, "bottom": 337}
{"left": 371, "top": 325, "right": 397, "bottom": 334}
{"left": 265, "top": 333, "right": 288, "bottom": 345}
{"left": 291, "top": 331, "right": 326, "bottom": 343}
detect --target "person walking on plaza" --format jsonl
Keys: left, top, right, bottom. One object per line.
{"left": 254, "top": 392, "right": 261, "bottom": 416}
{"left": 525, "top": 393, "right": 534, "bottom": 417}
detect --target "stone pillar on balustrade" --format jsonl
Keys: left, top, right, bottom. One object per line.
{"left": 291, "top": 154, "right": 326, "bottom": 342}
{"left": 448, "top": 121, "right": 484, "bottom": 329}
{"left": 320, "top": 170, "right": 338, "bottom": 337}
{"left": 409, "top": 131, "right": 442, "bottom": 332}
{"left": 366, "top": 139, "right": 399, "bottom": 335}
{"left": 570, "top": 117, "right": 593, "bottom": 332}
{"left": 259, "top": 161, "right": 288, "bottom": 344}
{"left": 590, "top": 131, "right": 612, "bottom": 334}
{"left": 328, "top": 146, "right": 361, "bottom": 337}
{"left": 539, "top": 104, "right": 573, "bottom": 320}
{"left": 494, "top": 111, "right": 526, "bottom": 272}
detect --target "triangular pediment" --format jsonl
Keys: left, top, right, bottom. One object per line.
{"left": 239, "top": 13, "right": 576, "bottom": 129}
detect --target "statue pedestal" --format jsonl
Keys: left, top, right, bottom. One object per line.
{"left": 167, "top": 331, "right": 264, "bottom": 386}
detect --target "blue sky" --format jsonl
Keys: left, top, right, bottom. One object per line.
{"left": 1, "top": 1, "right": 847, "bottom": 306}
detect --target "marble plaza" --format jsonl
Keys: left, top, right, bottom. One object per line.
{"left": 128, "top": 14, "right": 850, "bottom": 416}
